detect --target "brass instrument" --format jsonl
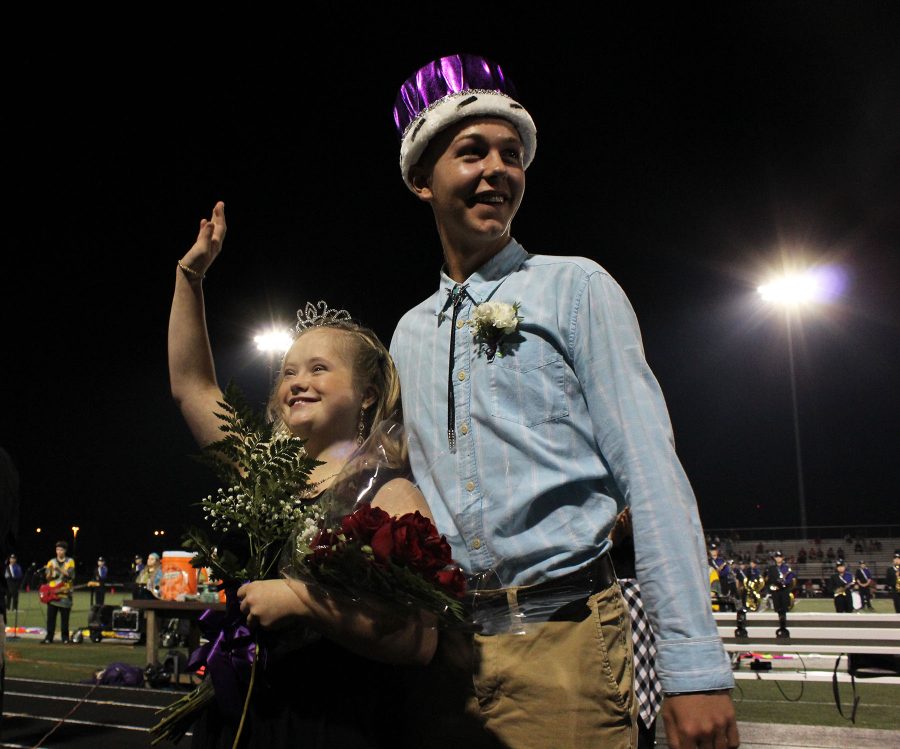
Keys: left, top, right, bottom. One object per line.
{"left": 894, "top": 565, "right": 900, "bottom": 593}
{"left": 743, "top": 576, "right": 765, "bottom": 612}
{"left": 833, "top": 575, "right": 857, "bottom": 598}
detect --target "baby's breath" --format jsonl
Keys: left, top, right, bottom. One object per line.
{"left": 185, "top": 384, "right": 323, "bottom": 582}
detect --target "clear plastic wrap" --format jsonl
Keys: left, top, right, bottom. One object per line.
{"left": 282, "top": 419, "right": 470, "bottom": 626}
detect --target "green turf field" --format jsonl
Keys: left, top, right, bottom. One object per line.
{"left": 4, "top": 591, "right": 899, "bottom": 731}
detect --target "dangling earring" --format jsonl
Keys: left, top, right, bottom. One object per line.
{"left": 357, "top": 407, "right": 367, "bottom": 445}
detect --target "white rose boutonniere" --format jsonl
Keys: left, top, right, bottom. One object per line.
{"left": 468, "top": 301, "right": 523, "bottom": 361}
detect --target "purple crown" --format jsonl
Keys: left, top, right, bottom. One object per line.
{"left": 393, "top": 53, "right": 537, "bottom": 188}
{"left": 393, "top": 54, "right": 518, "bottom": 138}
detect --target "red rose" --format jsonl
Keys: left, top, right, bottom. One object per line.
{"left": 370, "top": 521, "right": 396, "bottom": 564}
{"left": 340, "top": 504, "right": 391, "bottom": 544}
{"left": 370, "top": 512, "right": 454, "bottom": 577}
{"left": 390, "top": 517, "right": 428, "bottom": 570}
{"left": 309, "top": 528, "right": 343, "bottom": 563}
{"left": 435, "top": 567, "right": 467, "bottom": 599}
{"left": 422, "top": 533, "right": 453, "bottom": 571}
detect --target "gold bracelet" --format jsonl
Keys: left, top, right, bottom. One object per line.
{"left": 177, "top": 260, "right": 204, "bottom": 281}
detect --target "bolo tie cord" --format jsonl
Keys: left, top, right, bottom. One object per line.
{"left": 442, "top": 284, "right": 468, "bottom": 452}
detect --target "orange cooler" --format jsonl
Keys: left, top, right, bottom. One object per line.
{"left": 159, "top": 551, "right": 199, "bottom": 601}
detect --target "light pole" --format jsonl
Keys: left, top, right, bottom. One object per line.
{"left": 757, "top": 269, "right": 834, "bottom": 540}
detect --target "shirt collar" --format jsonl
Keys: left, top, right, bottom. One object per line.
{"left": 433, "top": 239, "right": 528, "bottom": 317}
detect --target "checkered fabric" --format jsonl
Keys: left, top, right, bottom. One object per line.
{"left": 620, "top": 578, "right": 663, "bottom": 729}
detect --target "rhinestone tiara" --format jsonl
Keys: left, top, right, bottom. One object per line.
{"left": 293, "top": 301, "right": 353, "bottom": 334}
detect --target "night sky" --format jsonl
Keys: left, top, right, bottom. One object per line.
{"left": 4, "top": 6, "right": 899, "bottom": 573}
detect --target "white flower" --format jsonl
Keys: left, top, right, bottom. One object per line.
{"left": 471, "top": 302, "right": 520, "bottom": 335}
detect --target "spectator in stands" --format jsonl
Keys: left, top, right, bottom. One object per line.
{"left": 797, "top": 548, "right": 807, "bottom": 564}
{"left": 826, "top": 547, "right": 835, "bottom": 561}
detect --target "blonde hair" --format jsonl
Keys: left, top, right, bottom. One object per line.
{"left": 267, "top": 321, "right": 406, "bottom": 465}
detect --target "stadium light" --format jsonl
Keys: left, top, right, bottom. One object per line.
{"left": 253, "top": 329, "right": 292, "bottom": 354}
{"left": 254, "top": 327, "right": 293, "bottom": 387}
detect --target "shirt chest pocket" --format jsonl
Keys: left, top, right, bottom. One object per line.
{"left": 488, "top": 343, "right": 569, "bottom": 428}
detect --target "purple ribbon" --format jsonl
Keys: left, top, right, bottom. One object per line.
{"left": 187, "top": 586, "right": 260, "bottom": 721}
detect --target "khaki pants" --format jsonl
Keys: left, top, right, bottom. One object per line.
{"left": 403, "top": 583, "right": 637, "bottom": 749}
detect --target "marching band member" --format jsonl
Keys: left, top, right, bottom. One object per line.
{"left": 41, "top": 541, "right": 75, "bottom": 644}
{"left": 886, "top": 551, "right": 900, "bottom": 613}
{"left": 831, "top": 559, "right": 856, "bottom": 613}
{"left": 764, "top": 550, "right": 795, "bottom": 635}
{"left": 854, "top": 560, "right": 875, "bottom": 610}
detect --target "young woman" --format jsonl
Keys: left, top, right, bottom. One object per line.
{"left": 169, "top": 202, "right": 436, "bottom": 748}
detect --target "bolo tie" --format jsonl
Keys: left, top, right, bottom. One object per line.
{"left": 440, "top": 284, "right": 469, "bottom": 452}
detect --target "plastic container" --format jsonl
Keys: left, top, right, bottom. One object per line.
{"left": 159, "top": 551, "right": 198, "bottom": 601}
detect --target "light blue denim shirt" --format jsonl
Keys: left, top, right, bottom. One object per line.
{"left": 391, "top": 240, "right": 734, "bottom": 692}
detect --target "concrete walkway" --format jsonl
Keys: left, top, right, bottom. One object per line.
{"left": 657, "top": 721, "right": 900, "bottom": 748}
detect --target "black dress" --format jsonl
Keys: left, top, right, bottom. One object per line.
{"left": 190, "top": 630, "right": 403, "bottom": 748}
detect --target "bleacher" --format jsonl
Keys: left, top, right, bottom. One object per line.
{"left": 706, "top": 533, "right": 897, "bottom": 596}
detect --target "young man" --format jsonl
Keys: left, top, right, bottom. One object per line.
{"left": 390, "top": 54, "right": 738, "bottom": 749}
{"left": 42, "top": 541, "right": 75, "bottom": 644}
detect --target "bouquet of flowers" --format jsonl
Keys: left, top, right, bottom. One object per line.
{"left": 151, "top": 384, "right": 321, "bottom": 745}
{"left": 153, "top": 400, "right": 469, "bottom": 745}
{"left": 292, "top": 502, "right": 468, "bottom": 624}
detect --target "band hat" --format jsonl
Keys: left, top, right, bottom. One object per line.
{"left": 394, "top": 53, "right": 537, "bottom": 191}
{"left": 836, "top": 559, "right": 846, "bottom": 567}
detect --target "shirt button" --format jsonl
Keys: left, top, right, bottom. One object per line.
{"left": 460, "top": 423, "right": 469, "bottom": 435}
{"left": 472, "top": 538, "right": 482, "bottom": 550}
{"left": 456, "top": 319, "right": 466, "bottom": 329}
{"left": 465, "top": 481, "right": 475, "bottom": 492}
{"left": 458, "top": 371, "right": 466, "bottom": 381}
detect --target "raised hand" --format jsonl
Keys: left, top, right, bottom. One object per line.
{"left": 179, "top": 201, "right": 227, "bottom": 280}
